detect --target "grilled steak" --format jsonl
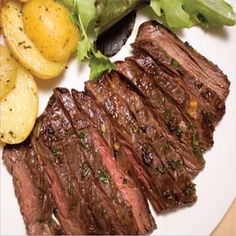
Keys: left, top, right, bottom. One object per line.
{"left": 37, "top": 95, "right": 121, "bottom": 234}
{"left": 129, "top": 53, "right": 215, "bottom": 150}
{"left": 2, "top": 21, "right": 230, "bottom": 235}
{"left": 71, "top": 90, "right": 156, "bottom": 233}
{"left": 135, "top": 21, "right": 230, "bottom": 101}
{"left": 3, "top": 142, "right": 63, "bottom": 235}
{"left": 116, "top": 60, "right": 205, "bottom": 167}
{"left": 54, "top": 87, "right": 156, "bottom": 234}
{"left": 85, "top": 73, "right": 197, "bottom": 212}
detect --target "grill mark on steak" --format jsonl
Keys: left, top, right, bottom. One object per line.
{"left": 130, "top": 53, "right": 214, "bottom": 149}
{"left": 135, "top": 21, "right": 230, "bottom": 100}
{"left": 2, "top": 142, "right": 60, "bottom": 235}
{"left": 85, "top": 74, "right": 197, "bottom": 212}
{"left": 116, "top": 60, "right": 206, "bottom": 165}
{"left": 71, "top": 90, "right": 156, "bottom": 233}
{"left": 132, "top": 40, "right": 226, "bottom": 123}
{"left": 54, "top": 88, "right": 142, "bottom": 234}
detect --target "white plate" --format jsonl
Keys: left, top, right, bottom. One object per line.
{"left": 1, "top": 2, "right": 236, "bottom": 235}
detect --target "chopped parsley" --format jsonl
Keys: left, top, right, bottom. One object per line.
{"left": 156, "top": 165, "right": 167, "bottom": 175}
{"left": 82, "top": 161, "right": 90, "bottom": 177}
{"left": 167, "top": 159, "right": 182, "bottom": 171}
{"left": 97, "top": 168, "right": 110, "bottom": 184}
{"left": 184, "top": 183, "right": 196, "bottom": 197}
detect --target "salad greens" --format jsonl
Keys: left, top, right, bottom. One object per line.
{"left": 150, "top": 0, "right": 236, "bottom": 28}
{"left": 59, "top": 0, "right": 116, "bottom": 81}
{"left": 59, "top": 0, "right": 236, "bottom": 81}
{"left": 95, "top": 0, "right": 144, "bottom": 35}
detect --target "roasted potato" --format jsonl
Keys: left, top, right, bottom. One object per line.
{"left": 0, "top": 66, "right": 38, "bottom": 144}
{"left": 23, "top": 0, "right": 80, "bottom": 62}
{"left": 0, "top": 45, "right": 17, "bottom": 99}
{"left": 1, "top": 0, "right": 66, "bottom": 80}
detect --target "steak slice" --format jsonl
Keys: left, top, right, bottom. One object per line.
{"left": 106, "top": 72, "right": 204, "bottom": 178}
{"left": 3, "top": 141, "right": 63, "bottom": 235}
{"left": 71, "top": 92, "right": 169, "bottom": 216}
{"left": 135, "top": 21, "right": 230, "bottom": 101}
{"left": 86, "top": 74, "right": 197, "bottom": 213}
{"left": 116, "top": 60, "right": 205, "bottom": 162}
{"left": 71, "top": 89, "right": 156, "bottom": 233}
{"left": 54, "top": 87, "right": 153, "bottom": 234}
{"left": 106, "top": 72, "right": 204, "bottom": 177}
{"left": 32, "top": 139, "right": 86, "bottom": 235}
{"left": 130, "top": 53, "right": 214, "bottom": 149}
{"left": 37, "top": 95, "right": 122, "bottom": 234}
{"left": 132, "top": 40, "right": 225, "bottom": 123}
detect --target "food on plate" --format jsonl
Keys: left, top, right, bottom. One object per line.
{"left": 22, "top": 0, "right": 80, "bottom": 62}
{"left": 128, "top": 21, "right": 230, "bottom": 150}
{"left": 59, "top": 0, "right": 235, "bottom": 80}
{"left": 1, "top": 0, "right": 67, "bottom": 80}
{"left": 2, "top": 21, "right": 230, "bottom": 235}
{"left": 150, "top": 0, "right": 236, "bottom": 28}
{"left": 95, "top": 11, "right": 136, "bottom": 57}
{"left": 0, "top": 66, "right": 38, "bottom": 144}
{"left": 3, "top": 88, "right": 156, "bottom": 235}
{"left": 0, "top": 45, "right": 17, "bottom": 99}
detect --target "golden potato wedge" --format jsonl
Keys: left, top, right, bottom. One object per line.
{"left": 1, "top": 0, "right": 67, "bottom": 80}
{"left": 23, "top": 0, "right": 80, "bottom": 62}
{"left": 0, "top": 66, "right": 38, "bottom": 144}
{"left": 0, "top": 45, "right": 17, "bottom": 99}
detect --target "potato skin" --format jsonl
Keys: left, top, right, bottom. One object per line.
{"left": 0, "top": 66, "right": 38, "bottom": 144}
{"left": 23, "top": 0, "right": 80, "bottom": 62}
{"left": 1, "top": 0, "right": 66, "bottom": 80}
{"left": 0, "top": 45, "right": 17, "bottom": 99}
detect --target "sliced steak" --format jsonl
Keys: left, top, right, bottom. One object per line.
{"left": 106, "top": 71, "right": 204, "bottom": 177}
{"left": 130, "top": 53, "right": 214, "bottom": 149}
{"left": 71, "top": 89, "right": 156, "bottom": 233}
{"left": 132, "top": 41, "right": 225, "bottom": 124}
{"left": 55, "top": 87, "right": 153, "bottom": 234}
{"left": 116, "top": 60, "right": 205, "bottom": 161}
{"left": 37, "top": 95, "right": 122, "bottom": 234}
{"left": 86, "top": 74, "right": 197, "bottom": 213}
{"left": 33, "top": 139, "right": 86, "bottom": 235}
{"left": 3, "top": 141, "right": 63, "bottom": 235}
{"left": 71, "top": 91, "right": 167, "bottom": 215}
{"left": 135, "top": 21, "right": 230, "bottom": 101}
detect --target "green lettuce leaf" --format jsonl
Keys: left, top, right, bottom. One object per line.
{"left": 89, "top": 49, "right": 116, "bottom": 80}
{"left": 183, "top": 0, "right": 236, "bottom": 27}
{"left": 77, "top": 0, "right": 96, "bottom": 31}
{"left": 150, "top": 0, "right": 194, "bottom": 28}
{"left": 150, "top": 0, "right": 236, "bottom": 28}
{"left": 58, "top": 0, "right": 116, "bottom": 80}
{"left": 77, "top": 37, "right": 92, "bottom": 63}
{"left": 95, "top": 0, "right": 141, "bottom": 35}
